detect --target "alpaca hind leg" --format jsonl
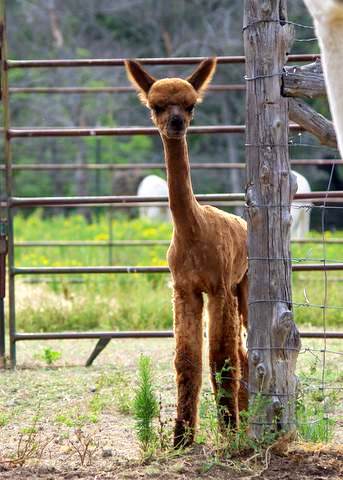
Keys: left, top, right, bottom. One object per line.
{"left": 208, "top": 290, "right": 240, "bottom": 429}
{"left": 173, "top": 287, "right": 204, "bottom": 448}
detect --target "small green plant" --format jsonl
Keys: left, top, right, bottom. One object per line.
{"left": 133, "top": 355, "right": 158, "bottom": 454}
{"left": 0, "top": 412, "right": 9, "bottom": 427}
{"left": 35, "top": 347, "right": 62, "bottom": 366}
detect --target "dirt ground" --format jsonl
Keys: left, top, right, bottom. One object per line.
{"left": 0, "top": 337, "right": 342, "bottom": 479}
{"left": 0, "top": 443, "right": 342, "bottom": 479}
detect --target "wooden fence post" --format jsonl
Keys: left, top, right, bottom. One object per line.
{"left": 243, "top": 0, "right": 301, "bottom": 438}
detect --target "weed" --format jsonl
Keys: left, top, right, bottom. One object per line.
{"left": 3, "top": 415, "right": 51, "bottom": 467}
{"left": 198, "top": 365, "right": 279, "bottom": 465}
{"left": 34, "top": 347, "right": 62, "bottom": 366}
{"left": 296, "top": 360, "right": 337, "bottom": 442}
{"left": 133, "top": 355, "right": 158, "bottom": 454}
{"left": 68, "top": 428, "right": 99, "bottom": 466}
{"left": 0, "top": 412, "right": 9, "bottom": 427}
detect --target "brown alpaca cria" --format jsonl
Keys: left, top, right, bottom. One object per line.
{"left": 125, "top": 58, "right": 248, "bottom": 448}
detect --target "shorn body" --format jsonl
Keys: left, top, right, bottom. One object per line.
{"left": 125, "top": 58, "right": 248, "bottom": 447}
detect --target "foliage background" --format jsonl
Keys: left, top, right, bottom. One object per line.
{"left": 1, "top": 0, "right": 341, "bottom": 229}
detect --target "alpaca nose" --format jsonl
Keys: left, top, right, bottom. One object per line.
{"left": 170, "top": 115, "right": 184, "bottom": 130}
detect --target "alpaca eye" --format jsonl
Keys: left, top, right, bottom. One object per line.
{"left": 153, "top": 105, "right": 165, "bottom": 114}
{"left": 186, "top": 104, "right": 195, "bottom": 114}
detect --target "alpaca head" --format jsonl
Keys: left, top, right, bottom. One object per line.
{"left": 125, "top": 58, "right": 216, "bottom": 138}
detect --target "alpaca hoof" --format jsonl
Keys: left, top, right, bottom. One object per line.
{"left": 173, "top": 419, "right": 194, "bottom": 449}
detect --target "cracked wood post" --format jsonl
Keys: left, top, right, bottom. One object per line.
{"left": 243, "top": 0, "right": 301, "bottom": 439}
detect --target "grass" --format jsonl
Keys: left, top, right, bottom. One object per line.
{"left": 9, "top": 211, "right": 343, "bottom": 332}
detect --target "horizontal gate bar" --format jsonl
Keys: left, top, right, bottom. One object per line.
{"left": 13, "top": 238, "right": 343, "bottom": 248}
{"left": 1, "top": 162, "right": 245, "bottom": 171}
{"left": 13, "top": 330, "right": 343, "bottom": 341}
{"left": 12, "top": 266, "right": 169, "bottom": 274}
{"left": 6, "top": 54, "right": 320, "bottom": 69}
{"left": 6, "top": 191, "right": 343, "bottom": 208}
{"left": 1, "top": 201, "right": 245, "bottom": 209}
{"left": 8, "top": 193, "right": 245, "bottom": 207}
{"left": 11, "top": 263, "right": 343, "bottom": 275}
{"left": 15, "top": 240, "right": 171, "bottom": 247}
{"left": 7, "top": 124, "right": 303, "bottom": 138}
{"left": 9, "top": 84, "right": 246, "bottom": 94}
{"left": 1, "top": 159, "right": 342, "bottom": 171}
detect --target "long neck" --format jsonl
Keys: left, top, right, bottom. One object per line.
{"left": 161, "top": 134, "right": 200, "bottom": 229}
{"left": 315, "top": 19, "right": 343, "bottom": 157}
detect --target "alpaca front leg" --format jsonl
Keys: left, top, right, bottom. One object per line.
{"left": 173, "top": 287, "right": 204, "bottom": 448}
{"left": 208, "top": 292, "right": 241, "bottom": 429}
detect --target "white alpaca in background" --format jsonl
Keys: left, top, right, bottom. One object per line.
{"left": 138, "top": 172, "right": 311, "bottom": 237}
{"left": 137, "top": 174, "right": 171, "bottom": 221}
{"left": 303, "top": 0, "right": 343, "bottom": 157}
{"left": 291, "top": 170, "right": 312, "bottom": 240}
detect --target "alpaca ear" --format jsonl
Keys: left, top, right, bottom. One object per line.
{"left": 186, "top": 58, "right": 217, "bottom": 99}
{"left": 125, "top": 60, "right": 156, "bottom": 104}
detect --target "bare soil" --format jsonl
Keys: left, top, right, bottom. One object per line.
{"left": 0, "top": 337, "right": 342, "bottom": 479}
{"left": 0, "top": 444, "right": 342, "bottom": 479}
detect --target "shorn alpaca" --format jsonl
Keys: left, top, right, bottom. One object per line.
{"left": 291, "top": 171, "right": 311, "bottom": 239}
{"left": 125, "top": 58, "right": 248, "bottom": 447}
{"left": 303, "top": 0, "right": 343, "bottom": 157}
{"left": 137, "top": 174, "right": 170, "bottom": 221}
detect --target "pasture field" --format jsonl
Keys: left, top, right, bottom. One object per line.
{"left": 0, "top": 212, "right": 342, "bottom": 478}
{"left": 0, "top": 337, "right": 342, "bottom": 479}
{"left": 11, "top": 211, "right": 343, "bottom": 332}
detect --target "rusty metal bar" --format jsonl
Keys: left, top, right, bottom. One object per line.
{"left": 0, "top": 221, "right": 7, "bottom": 365}
{"left": 0, "top": 5, "right": 6, "bottom": 367}
{"left": 0, "top": 0, "right": 15, "bottom": 366}
{"left": 13, "top": 238, "right": 343, "bottom": 248}
{"left": 12, "top": 330, "right": 343, "bottom": 341}
{"left": 1, "top": 162, "right": 246, "bottom": 171}
{"left": 292, "top": 263, "right": 343, "bottom": 272}
{"left": 5, "top": 54, "right": 320, "bottom": 69}
{"left": 9, "top": 193, "right": 245, "bottom": 207}
{"left": 15, "top": 240, "right": 170, "bottom": 247}
{"left": 1, "top": 159, "right": 341, "bottom": 171}
{"left": 8, "top": 124, "right": 304, "bottom": 138}
{"left": 9, "top": 84, "right": 246, "bottom": 94}
{"left": 11, "top": 263, "right": 343, "bottom": 275}
{"left": 0, "top": 200, "right": 246, "bottom": 209}
{"left": 290, "top": 159, "right": 343, "bottom": 166}
{"left": 6, "top": 191, "right": 343, "bottom": 208}
{"left": 12, "top": 266, "right": 169, "bottom": 274}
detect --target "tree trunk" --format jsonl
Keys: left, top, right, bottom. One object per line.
{"left": 243, "top": 0, "right": 301, "bottom": 439}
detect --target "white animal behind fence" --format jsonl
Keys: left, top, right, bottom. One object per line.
{"left": 291, "top": 170, "right": 312, "bottom": 240}
{"left": 138, "top": 172, "right": 311, "bottom": 238}
{"left": 137, "top": 174, "right": 171, "bottom": 221}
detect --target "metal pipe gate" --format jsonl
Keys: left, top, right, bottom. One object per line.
{"left": 0, "top": 0, "right": 342, "bottom": 366}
